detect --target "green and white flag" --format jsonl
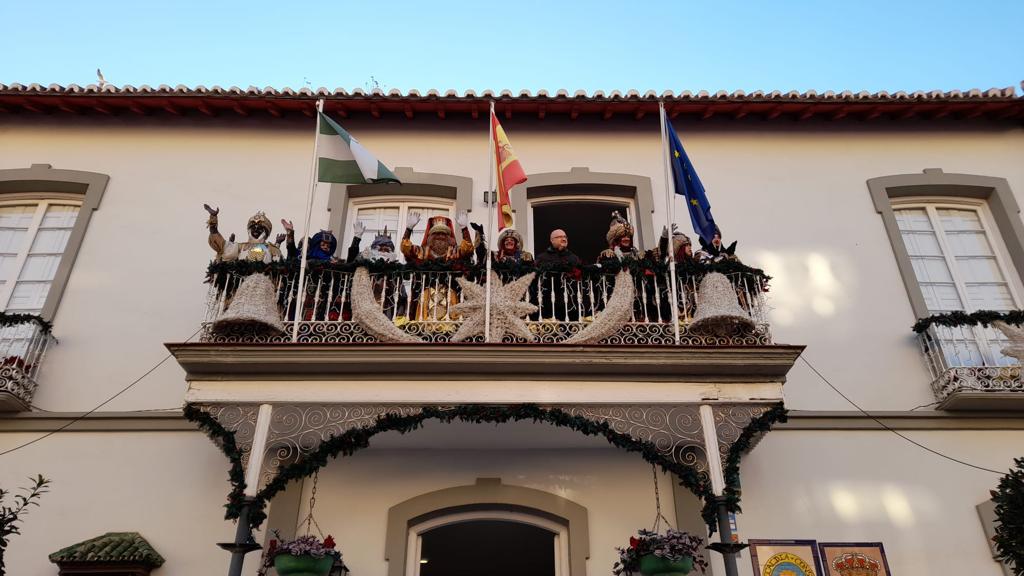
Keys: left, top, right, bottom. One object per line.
{"left": 317, "top": 112, "right": 400, "bottom": 184}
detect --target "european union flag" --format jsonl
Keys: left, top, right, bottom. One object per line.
{"left": 666, "top": 118, "right": 717, "bottom": 246}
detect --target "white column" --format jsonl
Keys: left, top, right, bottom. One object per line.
{"left": 243, "top": 403, "right": 274, "bottom": 497}
{"left": 699, "top": 404, "right": 726, "bottom": 496}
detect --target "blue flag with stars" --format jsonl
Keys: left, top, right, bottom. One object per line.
{"left": 666, "top": 118, "right": 718, "bottom": 246}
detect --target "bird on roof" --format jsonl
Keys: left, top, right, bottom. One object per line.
{"left": 96, "top": 68, "right": 109, "bottom": 88}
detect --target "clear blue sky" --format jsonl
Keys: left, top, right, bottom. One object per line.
{"left": 2, "top": 0, "right": 1021, "bottom": 94}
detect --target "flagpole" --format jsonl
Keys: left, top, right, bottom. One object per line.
{"left": 659, "top": 101, "right": 682, "bottom": 346}
{"left": 291, "top": 98, "right": 325, "bottom": 343}
{"left": 484, "top": 101, "right": 496, "bottom": 343}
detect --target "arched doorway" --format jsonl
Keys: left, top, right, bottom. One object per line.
{"left": 386, "top": 478, "right": 589, "bottom": 576}
{"left": 409, "top": 510, "right": 567, "bottom": 576}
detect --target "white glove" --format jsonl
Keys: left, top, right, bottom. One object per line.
{"left": 406, "top": 212, "right": 421, "bottom": 230}
{"left": 353, "top": 221, "right": 367, "bottom": 237}
{"left": 455, "top": 210, "right": 468, "bottom": 229}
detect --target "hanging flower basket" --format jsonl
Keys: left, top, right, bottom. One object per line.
{"left": 260, "top": 534, "right": 342, "bottom": 576}
{"left": 638, "top": 553, "right": 694, "bottom": 576}
{"left": 273, "top": 553, "right": 335, "bottom": 576}
{"left": 614, "top": 529, "right": 707, "bottom": 576}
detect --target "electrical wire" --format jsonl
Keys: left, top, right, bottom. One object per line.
{"left": 0, "top": 327, "right": 201, "bottom": 458}
{"left": 799, "top": 355, "right": 1004, "bottom": 475}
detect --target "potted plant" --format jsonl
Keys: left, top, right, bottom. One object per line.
{"left": 260, "top": 532, "right": 343, "bottom": 576}
{"left": 613, "top": 528, "right": 708, "bottom": 576}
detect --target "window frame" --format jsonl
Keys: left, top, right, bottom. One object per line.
{"left": 868, "top": 169, "right": 1024, "bottom": 320}
{"left": 0, "top": 165, "right": 108, "bottom": 321}
{"left": 890, "top": 197, "right": 1024, "bottom": 314}
{"left": 344, "top": 196, "right": 457, "bottom": 262}
{"left": 0, "top": 198, "right": 84, "bottom": 313}
{"left": 405, "top": 510, "right": 569, "bottom": 576}
{"left": 527, "top": 194, "right": 637, "bottom": 254}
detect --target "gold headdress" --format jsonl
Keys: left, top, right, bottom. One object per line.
{"left": 246, "top": 212, "right": 273, "bottom": 239}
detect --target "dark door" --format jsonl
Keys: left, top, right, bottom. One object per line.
{"left": 419, "top": 520, "right": 556, "bottom": 576}
{"left": 532, "top": 201, "right": 631, "bottom": 264}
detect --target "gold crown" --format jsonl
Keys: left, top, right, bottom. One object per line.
{"left": 832, "top": 552, "right": 879, "bottom": 576}
{"left": 247, "top": 212, "right": 273, "bottom": 235}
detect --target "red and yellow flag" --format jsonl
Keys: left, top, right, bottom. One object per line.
{"left": 491, "top": 111, "right": 527, "bottom": 230}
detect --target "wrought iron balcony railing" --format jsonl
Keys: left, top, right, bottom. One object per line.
{"left": 918, "top": 323, "right": 1023, "bottom": 409}
{"left": 0, "top": 315, "right": 55, "bottom": 411}
{"left": 202, "top": 261, "right": 772, "bottom": 346}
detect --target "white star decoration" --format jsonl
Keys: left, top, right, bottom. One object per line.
{"left": 451, "top": 272, "right": 538, "bottom": 342}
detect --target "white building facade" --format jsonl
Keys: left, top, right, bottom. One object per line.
{"left": 0, "top": 84, "right": 1022, "bottom": 576}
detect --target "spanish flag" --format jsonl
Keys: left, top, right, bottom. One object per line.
{"left": 491, "top": 111, "right": 527, "bottom": 230}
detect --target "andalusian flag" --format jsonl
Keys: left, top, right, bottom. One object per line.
{"left": 317, "top": 112, "right": 400, "bottom": 184}
{"left": 491, "top": 111, "right": 527, "bottom": 230}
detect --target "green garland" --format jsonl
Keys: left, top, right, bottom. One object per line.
{"left": 188, "top": 403, "right": 788, "bottom": 536}
{"left": 206, "top": 257, "right": 771, "bottom": 287}
{"left": 912, "top": 310, "right": 1024, "bottom": 334}
{"left": 0, "top": 312, "right": 51, "bottom": 334}
{"left": 992, "top": 457, "right": 1024, "bottom": 575}
{"left": 188, "top": 403, "right": 732, "bottom": 533}
{"left": 720, "top": 404, "right": 788, "bottom": 514}
{"left": 182, "top": 405, "right": 260, "bottom": 526}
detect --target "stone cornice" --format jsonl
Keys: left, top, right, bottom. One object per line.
{"left": 3, "top": 409, "right": 1024, "bottom": 432}
{"left": 165, "top": 343, "right": 806, "bottom": 382}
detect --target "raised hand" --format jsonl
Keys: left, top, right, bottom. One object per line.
{"left": 203, "top": 204, "right": 219, "bottom": 216}
{"left": 455, "top": 210, "right": 469, "bottom": 229}
{"left": 406, "top": 212, "right": 421, "bottom": 230}
{"left": 353, "top": 221, "right": 367, "bottom": 237}
{"left": 470, "top": 222, "right": 484, "bottom": 234}
{"left": 275, "top": 233, "right": 287, "bottom": 245}
{"left": 228, "top": 233, "right": 236, "bottom": 243}
{"left": 281, "top": 219, "right": 294, "bottom": 233}
{"left": 661, "top": 225, "right": 669, "bottom": 238}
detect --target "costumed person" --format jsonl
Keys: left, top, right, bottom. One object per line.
{"left": 205, "top": 204, "right": 283, "bottom": 263}
{"left": 653, "top": 224, "right": 694, "bottom": 265}
{"left": 653, "top": 225, "right": 697, "bottom": 321}
{"left": 597, "top": 211, "right": 643, "bottom": 263}
{"left": 279, "top": 219, "right": 341, "bottom": 321}
{"left": 695, "top": 227, "right": 739, "bottom": 264}
{"left": 471, "top": 222, "right": 487, "bottom": 266}
{"left": 348, "top": 221, "right": 398, "bottom": 263}
{"left": 346, "top": 221, "right": 407, "bottom": 320}
{"left": 401, "top": 211, "right": 474, "bottom": 322}
{"left": 281, "top": 219, "right": 339, "bottom": 263}
{"left": 203, "top": 204, "right": 285, "bottom": 335}
{"left": 492, "top": 228, "right": 534, "bottom": 264}
{"left": 400, "top": 211, "right": 474, "bottom": 264}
